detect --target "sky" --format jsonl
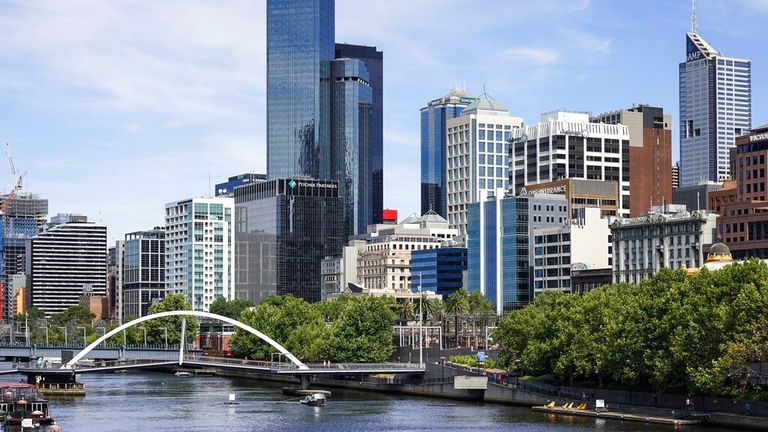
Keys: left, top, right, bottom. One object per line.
{"left": 0, "top": 0, "right": 767, "bottom": 242}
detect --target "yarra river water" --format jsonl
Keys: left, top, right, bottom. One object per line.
{"left": 31, "top": 371, "right": 740, "bottom": 432}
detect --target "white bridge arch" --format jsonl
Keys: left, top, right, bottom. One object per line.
{"left": 61, "top": 310, "right": 308, "bottom": 370}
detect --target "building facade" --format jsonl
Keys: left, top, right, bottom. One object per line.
{"left": 467, "top": 193, "right": 567, "bottom": 314}
{"left": 165, "top": 197, "right": 235, "bottom": 312}
{"left": 593, "top": 105, "right": 673, "bottom": 217}
{"left": 26, "top": 215, "right": 107, "bottom": 316}
{"left": 234, "top": 178, "right": 345, "bottom": 303}
{"left": 320, "top": 242, "right": 364, "bottom": 300}
{"left": 610, "top": 205, "right": 718, "bottom": 283}
{"left": 446, "top": 98, "right": 523, "bottom": 235}
{"left": 1, "top": 192, "right": 47, "bottom": 319}
{"left": 531, "top": 207, "right": 611, "bottom": 296}
{"left": 410, "top": 247, "right": 467, "bottom": 298}
{"left": 215, "top": 174, "right": 267, "bottom": 197}
{"left": 326, "top": 58, "right": 373, "bottom": 236}
{"left": 266, "top": 0, "right": 335, "bottom": 180}
{"left": 510, "top": 111, "right": 631, "bottom": 218}
{"left": 518, "top": 178, "right": 619, "bottom": 219}
{"left": 420, "top": 88, "right": 476, "bottom": 217}
{"left": 335, "top": 43, "right": 384, "bottom": 225}
{"left": 716, "top": 124, "right": 768, "bottom": 259}
{"left": 119, "top": 229, "right": 166, "bottom": 320}
{"left": 679, "top": 26, "right": 751, "bottom": 186}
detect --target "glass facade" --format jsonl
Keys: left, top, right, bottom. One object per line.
{"left": 325, "top": 58, "right": 373, "bottom": 236}
{"left": 679, "top": 32, "right": 751, "bottom": 186}
{"left": 420, "top": 91, "right": 474, "bottom": 217}
{"left": 122, "top": 230, "right": 165, "bottom": 319}
{"left": 467, "top": 196, "right": 530, "bottom": 314}
{"left": 335, "top": 43, "right": 384, "bottom": 224}
{"left": 267, "top": 0, "right": 335, "bottom": 179}
{"left": 234, "top": 178, "right": 345, "bottom": 303}
{"left": 410, "top": 247, "right": 467, "bottom": 298}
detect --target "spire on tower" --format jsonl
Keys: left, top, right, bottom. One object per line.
{"left": 691, "top": 0, "right": 698, "bottom": 33}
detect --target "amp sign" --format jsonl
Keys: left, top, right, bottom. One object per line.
{"left": 686, "top": 35, "right": 704, "bottom": 62}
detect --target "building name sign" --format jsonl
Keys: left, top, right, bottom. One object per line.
{"left": 559, "top": 129, "right": 590, "bottom": 138}
{"left": 750, "top": 132, "right": 768, "bottom": 142}
{"left": 296, "top": 181, "right": 337, "bottom": 189}
{"left": 518, "top": 185, "right": 567, "bottom": 195}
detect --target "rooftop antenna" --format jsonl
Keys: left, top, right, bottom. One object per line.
{"left": 691, "top": 0, "right": 698, "bottom": 34}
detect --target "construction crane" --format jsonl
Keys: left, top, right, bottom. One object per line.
{"left": 5, "top": 144, "right": 21, "bottom": 191}
{"left": 0, "top": 172, "right": 27, "bottom": 215}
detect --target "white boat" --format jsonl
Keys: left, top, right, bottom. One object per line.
{"left": 300, "top": 393, "right": 326, "bottom": 407}
{"left": 174, "top": 371, "right": 192, "bottom": 377}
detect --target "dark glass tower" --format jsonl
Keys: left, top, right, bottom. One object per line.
{"left": 420, "top": 89, "right": 475, "bottom": 217}
{"left": 325, "top": 58, "right": 373, "bottom": 237}
{"left": 335, "top": 44, "right": 383, "bottom": 224}
{"left": 267, "top": 0, "right": 335, "bottom": 179}
{"left": 234, "top": 178, "right": 345, "bottom": 303}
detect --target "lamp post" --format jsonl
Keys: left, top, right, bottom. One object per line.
{"left": 143, "top": 328, "right": 147, "bottom": 348}
{"left": 58, "top": 327, "right": 67, "bottom": 346}
{"left": 159, "top": 327, "right": 168, "bottom": 349}
{"left": 77, "top": 326, "right": 87, "bottom": 346}
{"left": 418, "top": 272, "right": 423, "bottom": 367}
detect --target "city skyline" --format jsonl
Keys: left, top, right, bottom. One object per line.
{"left": 1, "top": 0, "right": 767, "bottom": 241}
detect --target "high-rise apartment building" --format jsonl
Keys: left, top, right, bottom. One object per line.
{"left": 26, "top": 214, "right": 107, "bottom": 316}
{"left": 165, "top": 197, "right": 235, "bottom": 312}
{"left": 420, "top": 89, "right": 476, "bottom": 217}
{"left": 446, "top": 97, "right": 523, "bottom": 235}
{"left": 267, "top": 0, "right": 334, "bottom": 180}
{"left": 593, "top": 105, "right": 673, "bottom": 217}
{"left": 234, "top": 178, "right": 345, "bottom": 303}
{"left": 1, "top": 192, "right": 47, "bottom": 319}
{"left": 335, "top": 43, "right": 384, "bottom": 225}
{"left": 119, "top": 229, "right": 166, "bottom": 320}
{"left": 679, "top": 13, "right": 751, "bottom": 186}
{"left": 510, "top": 111, "right": 631, "bottom": 218}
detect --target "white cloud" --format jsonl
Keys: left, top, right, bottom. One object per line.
{"left": 505, "top": 47, "right": 560, "bottom": 65}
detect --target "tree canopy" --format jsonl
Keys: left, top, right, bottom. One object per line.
{"left": 494, "top": 259, "right": 768, "bottom": 398}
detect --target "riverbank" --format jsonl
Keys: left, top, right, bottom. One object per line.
{"left": 207, "top": 362, "right": 768, "bottom": 431}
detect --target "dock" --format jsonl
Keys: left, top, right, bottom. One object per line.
{"left": 532, "top": 405, "right": 702, "bottom": 426}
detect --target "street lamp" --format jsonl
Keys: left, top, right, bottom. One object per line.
{"left": 77, "top": 326, "right": 87, "bottom": 346}
{"left": 58, "top": 327, "right": 68, "bottom": 346}
{"left": 143, "top": 328, "right": 147, "bottom": 348}
{"left": 159, "top": 327, "right": 168, "bottom": 349}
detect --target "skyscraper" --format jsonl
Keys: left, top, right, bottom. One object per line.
{"left": 446, "top": 96, "right": 523, "bottom": 235}
{"left": 420, "top": 89, "right": 476, "bottom": 217}
{"left": 119, "top": 229, "right": 166, "bottom": 320}
{"left": 335, "top": 43, "right": 384, "bottom": 224}
{"left": 679, "top": 5, "right": 751, "bottom": 187}
{"left": 267, "top": 0, "right": 335, "bottom": 180}
{"left": 165, "top": 197, "right": 235, "bottom": 312}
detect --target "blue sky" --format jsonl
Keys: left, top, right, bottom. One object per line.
{"left": 0, "top": 0, "right": 766, "bottom": 242}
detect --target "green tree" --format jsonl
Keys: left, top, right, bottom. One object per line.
{"left": 325, "top": 296, "right": 395, "bottom": 362}
{"left": 467, "top": 291, "right": 494, "bottom": 314}
{"left": 393, "top": 299, "right": 415, "bottom": 323}
{"left": 209, "top": 297, "right": 254, "bottom": 320}
{"left": 143, "top": 294, "right": 199, "bottom": 345}
{"left": 445, "top": 289, "right": 470, "bottom": 347}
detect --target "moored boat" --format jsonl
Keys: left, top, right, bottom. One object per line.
{"left": 0, "top": 383, "right": 55, "bottom": 426}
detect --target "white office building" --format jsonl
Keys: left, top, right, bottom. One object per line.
{"left": 446, "top": 97, "right": 523, "bottom": 235}
{"left": 532, "top": 207, "right": 611, "bottom": 296}
{"left": 679, "top": 16, "right": 751, "bottom": 186}
{"left": 165, "top": 197, "right": 235, "bottom": 312}
{"left": 510, "top": 111, "right": 631, "bottom": 218}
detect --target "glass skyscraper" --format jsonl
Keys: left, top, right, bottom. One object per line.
{"left": 335, "top": 44, "right": 384, "bottom": 225}
{"left": 679, "top": 28, "right": 751, "bottom": 187}
{"left": 267, "top": 0, "right": 335, "bottom": 179}
{"left": 420, "top": 89, "right": 476, "bottom": 217}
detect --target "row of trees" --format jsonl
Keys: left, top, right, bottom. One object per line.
{"left": 11, "top": 294, "right": 198, "bottom": 347}
{"left": 229, "top": 295, "right": 395, "bottom": 363}
{"left": 494, "top": 259, "right": 768, "bottom": 398}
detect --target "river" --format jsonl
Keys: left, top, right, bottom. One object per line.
{"left": 30, "top": 371, "right": 737, "bottom": 431}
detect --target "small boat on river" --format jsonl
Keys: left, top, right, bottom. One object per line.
{"left": 0, "top": 383, "right": 55, "bottom": 427}
{"left": 174, "top": 371, "right": 192, "bottom": 377}
{"left": 300, "top": 393, "right": 326, "bottom": 407}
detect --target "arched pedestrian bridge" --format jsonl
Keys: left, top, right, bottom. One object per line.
{"left": 4, "top": 311, "right": 425, "bottom": 378}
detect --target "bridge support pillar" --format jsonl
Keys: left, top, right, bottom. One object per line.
{"left": 299, "top": 375, "right": 311, "bottom": 390}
